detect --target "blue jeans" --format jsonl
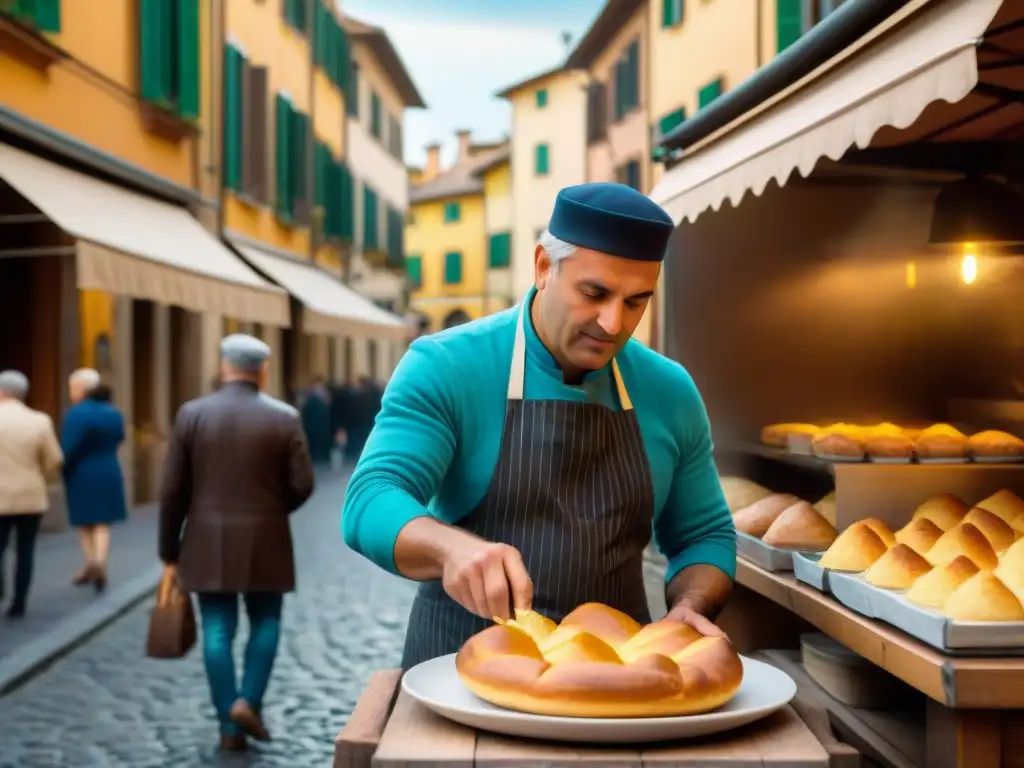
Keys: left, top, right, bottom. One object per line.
{"left": 196, "top": 592, "right": 283, "bottom": 735}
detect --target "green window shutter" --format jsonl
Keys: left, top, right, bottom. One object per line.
{"left": 386, "top": 207, "right": 404, "bottom": 267}
{"left": 222, "top": 45, "right": 243, "bottom": 190}
{"left": 138, "top": 0, "right": 170, "bottom": 103}
{"left": 444, "top": 252, "right": 462, "bottom": 284}
{"left": 627, "top": 41, "right": 640, "bottom": 111}
{"left": 363, "top": 184, "right": 379, "bottom": 250}
{"left": 777, "top": 0, "right": 803, "bottom": 53}
{"left": 371, "top": 92, "right": 382, "bottom": 138}
{"left": 488, "top": 232, "right": 511, "bottom": 268}
{"left": 174, "top": 0, "right": 200, "bottom": 120}
{"left": 336, "top": 23, "right": 351, "bottom": 95}
{"left": 443, "top": 201, "right": 460, "bottom": 223}
{"left": 406, "top": 256, "right": 422, "bottom": 288}
{"left": 658, "top": 108, "right": 686, "bottom": 137}
{"left": 340, "top": 162, "right": 354, "bottom": 240}
{"left": 662, "top": 0, "right": 683, "bottom": 27}
{"left": 535, "top": 144, "right": 550, "bottom": 175}
{"left": 34, "top": 0, "right": 61, "bottom": 31}
{"left": 290, "top": 110, "right": 309, "bottom": 214}
{"left": 347, "top": 61, "right": 360, "bottom": 116}
{"left": 275, "top": 94, "right": 293, "bottom": 217}
{"left": 698, "top": 78, "right": 723, "bottom": 109}
{"left": 535, "top": 89, "right": 548, "bottom": 108}
{"left": 313, "top": 2, "right": 326, "bottom": 67}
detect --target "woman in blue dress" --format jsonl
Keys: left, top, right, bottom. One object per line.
{"left": 62, "top": 369, "right": 128, "bottom": 592}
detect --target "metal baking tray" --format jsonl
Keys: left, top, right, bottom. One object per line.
{"left": 736, "top": 532, "right": 797, "bottom": 572}
{"left": 792, "top": 551, "right": 831, "bottom": 593}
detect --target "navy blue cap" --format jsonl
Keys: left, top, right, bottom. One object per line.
{"left": 547, "top": 182, "right": 675, "bottom": 262}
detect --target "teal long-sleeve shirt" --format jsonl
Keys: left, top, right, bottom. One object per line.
{"left": 341, "top": 293, "right": 736, "bottom": 585}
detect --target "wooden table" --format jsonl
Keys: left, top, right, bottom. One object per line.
{"left": 334, "top": 668, "right": 835, "bottom": 767}
{"left": 730, "top": 559, "right": 1024, "bottom": 768}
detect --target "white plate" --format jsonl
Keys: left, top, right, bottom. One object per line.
{"left": 401, "top": 654, "right": 796, "bottom": 743}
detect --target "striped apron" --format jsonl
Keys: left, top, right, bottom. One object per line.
{"left": 400, "top": 299, "right": 655, "bottom": 670}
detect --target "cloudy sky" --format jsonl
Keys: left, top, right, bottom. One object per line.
{"left": 342, "top": 0, "right": 605, "bottom": 168}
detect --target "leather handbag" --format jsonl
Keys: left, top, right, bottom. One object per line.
{"left": 145, "top": 565, "right": 197, "bottom": 659}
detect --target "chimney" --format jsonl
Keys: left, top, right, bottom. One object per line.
{"left": 455, "top": 129, "right": 472, "bottom": 165}
{"left": 424, "top": 143, "right": 441, "bottom": 180}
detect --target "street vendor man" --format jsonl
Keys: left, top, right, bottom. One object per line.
{"left": 342, "top": 181, "right": 736, "bottom": 670}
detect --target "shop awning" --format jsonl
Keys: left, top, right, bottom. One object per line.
{"left": 0, "top": 143, "right": 289, "bottom": 326}
{"left": 650, "top": 0, "right": 1006, "bottom": 225}
{"left": 233, "top": 243, "right": 411, "bottom": 342}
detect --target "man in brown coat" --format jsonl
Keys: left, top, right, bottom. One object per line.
{"left": 158, "top": 334, "right": 315, "bottom": 752}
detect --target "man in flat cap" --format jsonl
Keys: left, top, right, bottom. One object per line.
{"left": 342, "top": 182, "right": 735, "bottom": 669}
{"left": 159, "top": 334, "right": 315, "bottom": 751}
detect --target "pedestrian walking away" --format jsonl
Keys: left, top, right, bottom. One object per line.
{"left": 62, "top": 367, "right": 128, "bottom": 593}
{"left": 0, "top": 370, "right": 63, "bottom": 618}
{"left": 158, "top": 333, "right": 316, "bottom": 753}
{"left": 342, "top": 182, "right": 737, "bottom": 670}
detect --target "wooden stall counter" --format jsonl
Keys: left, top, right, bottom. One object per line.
{"left": 335, "top": 668, "right": 838, "bottom": 768}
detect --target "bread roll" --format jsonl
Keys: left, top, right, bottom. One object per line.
{"left": 978, "top": 489, "right": 1024, "bottom": 532}
{"left": 818, "top": 522, "right": 887, "bottom": 572}
{"left": 925, "top": 522, "right": 998, "bottom": 570}
{"left": 864, "top": 544, "right": 932, "bottom": 589}
{"left": 811, "top": 432, "right": 865, "bottom": 460}
{"left": 732, "top": 493, "right": 800, "bottom": 538}
{"left": 943, "top": 572, "right": 1024, "bottom": 622}
{"left": 963, "top": 507, "right": 1015, "bottom": 554}
{"left": 895, "top": 517, "right": 944, "bottom": 555}
{"left": 762, "top": 501, "right": 838, "bottom": 551}
{"left": 968, "top": 430, "right": 1024, "bottom": 460}
{"left": 760, "top": 423, "right": 820, "bottom": 448}
{"left": 860, "top": 518, "right": 896, "bottom": 549}
{"left": 455, "top": 604, "right": 744, "bottom": 718}
{"left": 905, "top": 556, "right": 979, "bottom": 609}
{"left": 865, "top": 434, "right": 914, "bottom": 460}
{"left": 914, "top": 424, "right": 967, "bottom": 460}
{"left": 995, "top": 538, "right": 1024, "bottom": 606}
{"left": 720, "top": 477, "right": 773, "bottom": 514}
{"left": 912, "top": 494, "right": 968, "bottom": 532}
{"left": 814, "top": 491, "right": 837, "bottom": 527}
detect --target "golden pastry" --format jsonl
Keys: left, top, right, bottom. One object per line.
{"left": 860, "top": 517, "right": 896, "bottom": 549}
{"left": 818, "top": 521, "right": 888, "bottom": 572}
{"left": 864, "top": 543, "right": 932, "bottom": 590}
{"left": 866, "top": 422, "right": 906, "bottom": 439}
{"left": 963, "top": 507, "right": 1015, "bottom": 554}
{"left": 866, "top": 434, "right": 914, "bottom": 460}
{"left": 733, "top": 494, "right": 800, "bottom": 538}
{"left": 760, "top": 423, "right": 820, "bottom": 448}
{"left": 814, "top": 491, "right": 837, "bottom": 527}
{"left": 720, "top": 477, "right": 773, "bottom": 514}
{"left": 943, "top": 572, "right": 1024, "bottom": 622}
{"left": 995, "top": 538, "right": 1024, "bottom": 606}
{"left": 895, "top": 517, "right": 944, "bottom": 555}
{"left": 912, "top": 493, "right": 968, "bottom": 532}
{"left": 811, "top": 433, "right": 865, "bottom": 460}
{"left": 913, "top": 423, "right": 968, "bottom": 460}
{"left": 978, "top": 489, "right": 1024, "bottom": 532}
{"left": 925, "top": 522, "right": 998, "bottom": 570}
{"left": 905, "top": 556, "right": 979, "bottom": 610}
{"left": 762, "top": 501, "right": 838, "bottom": 551}
{"left": 968, "top": 430, "right": 1024, "bottom": 460}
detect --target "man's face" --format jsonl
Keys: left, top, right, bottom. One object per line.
{"left": 534, "top": 244, "right": 660, "bottom": 372}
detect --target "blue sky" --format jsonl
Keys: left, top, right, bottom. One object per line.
{"left": 342, "top": 0, "right": 605, "bottom": 168}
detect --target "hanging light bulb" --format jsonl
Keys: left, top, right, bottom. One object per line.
{"left": 960, "top": 243, "right": 978, "bottom": 285}
{"left": 905, "top": 260, "right": 917, "bottom": 289}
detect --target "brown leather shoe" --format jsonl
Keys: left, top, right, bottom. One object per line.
{"left": 229, "top": 699, "right": 271, "bottom": 741}
{"left": 219, "top": 732, "right": 247, "bottom": 752}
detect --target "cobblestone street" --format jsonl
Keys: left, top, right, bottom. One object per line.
{"left": 0, "top": 472, "right": 670, "bottom": 767}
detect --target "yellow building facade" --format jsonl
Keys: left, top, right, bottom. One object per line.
{"left": 406, "top": 135, "right": 511, "bottom": 333}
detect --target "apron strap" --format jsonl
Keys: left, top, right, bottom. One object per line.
{"left": 508, "top": 298, "right": 633, "bottom": 411}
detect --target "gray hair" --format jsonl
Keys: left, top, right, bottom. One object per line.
{"left": 0, "top": 370, "right": 29, "bottom": 399}
{"left": 69, "top": 368, "right": 101, "bottom": 392}
{"left": 538, "top": 229, "right": 577, "bottom": 266}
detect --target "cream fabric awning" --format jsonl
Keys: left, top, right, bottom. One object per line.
{"left": 0, "top": 144, "right": 289, "bottom": 326}
{"left": 650, "top": 0, "right": 1006, "bottom": 225}
{"left": 235, "top": 244, "right": 411, "bottom": 342}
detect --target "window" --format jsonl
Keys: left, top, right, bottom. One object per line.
{"left": 322, "top": 158, "right": 354, "bottom": 240}
{"left": 370, "top": 91, "right": 382, "bottom": 139}
{"left": 274, "top": 94, "right": 309, "bottom": 222}
{"left": 312, "top": 3, "right": 350, "bottom": 93}
{"left": 586, "top": 81, "right": 608, "bottom": 144}
{"left": 223, "top": 43, "right": 245, "bottom": 192}
{"left": 386, "top": 206, "right": 405, "bottom": 267}
{"left": 657, "top": 108, "right": 686, "bottom": 139}
{"left": 614, "top": 39, "right": 640, "bottom": 121}
{"left": 776, "top": 0, "right": 803, "bottom": 52}
{"left": 7, "top": 0, "right": 60, "bottom": 31}
{"left": 283, "top": 0, "right": 308, "bottom": 34}
{"left": 139, "top": 0, "right": 200, "bottom": 121}
{"left": 662, "top": 0, "right": 683, "bottom": 28}
{"left": 363, "top": 183, "right": 379, "bottom": 250}
{"left": 698, "top": 78, "right": 723, "bottom": 109}
{"left": 443, "top": 201, "right": 461, "bottom": 223}
{"left": 348, "top": 61, "right": 360, "bottom": 116}
{"left": 536, "top": 89, "right": 548, "bottom": 108}
{"left": 224, "top": 45, "right": 269, "bottom": 201}
{"left": 488, "top": 232, "right": 511, "bottom": 269}
{"left": 406, "top": 256, "right": 423, "bottom": 289}
{"left": 617, "top": 160, "right": 641, "bottom": 192}
{"left": 535, "top": 143, "right": 550, "bottom": 176}
{"left": 444, "top": 251, "right": 463, "bottom": 284}
{"left": 388, "top": 115, "right": 403, "bottom": 159}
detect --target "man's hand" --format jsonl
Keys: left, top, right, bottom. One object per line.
{"left": 665, "top": 603, "right": 728, "bottom": 639}
{"left": 441, "top": 536, "right": 533, "bottom": 621}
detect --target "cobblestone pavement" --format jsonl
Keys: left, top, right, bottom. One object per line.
{"left": 0, "top": 470, "right": 671, "bottom": 767}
